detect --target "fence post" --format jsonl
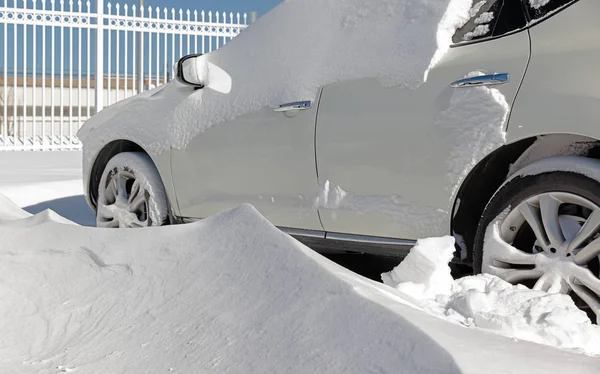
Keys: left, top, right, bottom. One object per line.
{"left": 250, "top": 11, "right": 257, "bottom": 23}
{"left": 95, "top": 0, "right": 104, "bottom": 113}
{"left": 137, "top": 0, "right": 144, "bottom": 93}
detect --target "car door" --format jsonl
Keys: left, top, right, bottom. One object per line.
{"left": 170, "top": 94, "right": 323, "bottom": 231}
{"left": 315, "top": 0, "right": 531, "bottom": 240}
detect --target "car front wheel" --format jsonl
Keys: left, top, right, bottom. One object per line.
{"left": 96, "top": 152, "right": 169, "bottom": 228}
{"left": 474, "top": 171, "right": 600, "bottom": 323}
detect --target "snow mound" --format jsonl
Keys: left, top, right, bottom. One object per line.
{"left": 0, "top": 193, "right": 31, "bottom": 220}
{"left": 383, "top": 237, "right": 600, "bottom": 356}
{"left": 2, "top": 194, "right": 598, "bottom": 372}
{"left": 382, "top": 237, "right": 455, "bottom": 298}
{"left": 0, "top": 191, "right": 78, "bottom": 226}
{"left": 0, "top": 201, "right": 462, "bottom": 373}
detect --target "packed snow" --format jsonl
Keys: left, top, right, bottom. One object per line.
{"left": 0, "top": 194, "right": 599, "bottom": 373}
{"left": 96, "top": 152, "right": 168, "bottom": 227}
{"left": 383, "top": 236, "right": 600, "bottom": 355}
{"left": 435, "top": 71, "right": 508, "bottom": 197}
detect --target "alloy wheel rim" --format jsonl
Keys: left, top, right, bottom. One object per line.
{"left": 97, "top": 169, "right": 150, "bottom": 228}
{"left": 484, "top": 191, "right": 600, "bottom": 323}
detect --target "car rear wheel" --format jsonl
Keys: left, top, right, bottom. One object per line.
{"left": 473, "top": 171, "right": 600, "bottom": 323}
{"left": 96, "top": 152, "right": 169, "bottom": 228}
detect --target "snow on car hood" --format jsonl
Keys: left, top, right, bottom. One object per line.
{"left": 79, "top": 0, "right": 472, "bottom": 165}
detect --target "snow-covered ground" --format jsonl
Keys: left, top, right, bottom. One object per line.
{"left": 0, "top": 151, "right": 599, "bottom": 373}
{"left": 0, "top": 151, "right": 95, "bottom": 226}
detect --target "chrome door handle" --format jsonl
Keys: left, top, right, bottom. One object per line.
{"left": 450, "top": 73, "right": 509, "bottom": 88}
{"left": 273, "top": 101, "right": 312, "bottom": 112}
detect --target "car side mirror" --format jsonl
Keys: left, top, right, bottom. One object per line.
{"left": 175, "top": 54, "right": 232, "bottom": 94}
{"left": 176, "top": 54, "right": 206, "bottom": 89}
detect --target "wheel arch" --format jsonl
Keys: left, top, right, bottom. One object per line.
{"left": 451, "top": 133, "right": 600, "bottom": 265}
{"left": 87, "top": 140, "right": 176, "bottom": 216}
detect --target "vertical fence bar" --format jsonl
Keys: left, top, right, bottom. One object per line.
{"left": 227, "top": 12, "right": 233, "bottom": 44}
{"left": 50, "top": 0, "right": 55, "bottom": 147}
{"left": 171, "top": 8, "right": 174, "bottom": 79}
{"left": 124, "top": 4, "right": 128, "bottom": 97}
{"left": 32, "top": 0, "right": 37, "bottom": 147}
{"left": 86, "top": 0, "right": 90, "bottom": 119}
{"left": 69, "top": 0, "right": 73, "bottom": 145}
{"left": 60, "top": 0, "right": 64, "bottom": 147}
{"left": 193, "top": 10, "right": 197, "bottom": 54}
{"left": 13, "top": 0, "right": 17, "bottom": 147}
{"left": 147, "top": 6, "right": 152, "bottom": 90}
{"left": 155, "top": 6, "right": 159, "bottom": 87}
{"left": 215, "top": 11, "right": 219, "bottom": 50}
{"left": 201, "top": 10, "right": 205, "bottom": 54}
{"left": 106, "top": 2, "right": 111, "bottom": 106}
{"left": 178, "top": 9, "right": 182, "bottom": 58}
{"left": 41, "top": 0, "right": 46, "bottom": 148}
{"left": 77, "top": 0, "right": 82, "bottom": 135}
{"left": 3, "top": 0, "right": 8, "bottom": 146}
{"left": 96, "top": 0, "right": 104, "bottom": 113}
{"left": 115, "top": 3, "right": 120, "bottom": 102}
{"left": 208, "top": 11, "right": 212, "bottom": 52}
{"left": 236, "top": 13, "right": 240, "bottom": 46}
{"left": 185, "top": 9, "right": 190, "bottom": 55}
{"left": 131, "top": 4, "right": 136, "bottom": 97}
{"left": 22, "top": 0, "right": 27, "bottom": 147}
{"left": 138, "top": 4, "right": 143, "bottom": 93}
{"left": 163, "top": 8, "right": 167, "bottom": 84}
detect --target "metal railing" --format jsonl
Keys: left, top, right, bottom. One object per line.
{"left": 0, "top": 0, "right": 250, "bottom": 150}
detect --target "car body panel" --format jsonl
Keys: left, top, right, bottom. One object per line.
{"left": 170, "top": 90, "right": 323, "bottom": 231}
{"left": 507, "top": 0, "right": 600, "bottom": 145}
{"left": 315, "top": 29, "right": 530, "bottom": 240}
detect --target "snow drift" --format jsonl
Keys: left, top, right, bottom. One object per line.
{"left": 0, "top": 202, "right": 462, "bottom": 373}
{"left": 0, "top": 196, "right": 599, "bottom": 373}
{"left": 383, "top": 236, "right": 600, "bottom": 356}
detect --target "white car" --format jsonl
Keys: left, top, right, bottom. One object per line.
{"left": 79, "top": 0, "right": 600, "bottom": 321}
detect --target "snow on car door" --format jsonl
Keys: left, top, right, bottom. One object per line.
{"left": 170, "top": 93, "right": 323, "bottom": 231}
{"left": 315, "top": 0, "right": 531, "bottom": 240}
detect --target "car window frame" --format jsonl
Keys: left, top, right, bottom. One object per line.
{"left": 451, "top": 0, "right": 529, "bottom": 47}
{"left": 522, "top": 0, "right": 580, "bottom": 26}
{"left": 450, "top": 0, "right": 579, "bottom": 48}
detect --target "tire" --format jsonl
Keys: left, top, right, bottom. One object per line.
{"left": 96, "top": 152, "right": 169, "bottom": 228}
{"left": 473, "top": 171, "right": 600, "bottom": 322}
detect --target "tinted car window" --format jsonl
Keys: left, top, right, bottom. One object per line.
{"left": 453, "top": 0, "right": 526, "bottom": 44}
{"left": 526, "top": 0, "right": 577, "bottom": 20}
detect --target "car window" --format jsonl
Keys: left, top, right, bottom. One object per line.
{"left": 452, "top": 0, "right": 527, "bottom": 44}
{"left": 525, "top": 0, "right": 578, "bottom": 20}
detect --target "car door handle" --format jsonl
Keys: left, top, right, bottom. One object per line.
{"left": 450, "top": 73, "right": 509, "bottom": 88}
{"left": 273, "top": 101, "right": 312, "bottom": 112}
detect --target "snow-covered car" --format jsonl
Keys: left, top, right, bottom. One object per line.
{"left": 79, "top": 0, "right": 600, "bottom": 321}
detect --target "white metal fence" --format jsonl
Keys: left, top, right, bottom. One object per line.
{"left": 0, "top": 0, "right": 250, "bottom": 150}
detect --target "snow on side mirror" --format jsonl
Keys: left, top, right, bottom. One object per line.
{"left": 176, "top": 54, "right": 232, "bottom": 94}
